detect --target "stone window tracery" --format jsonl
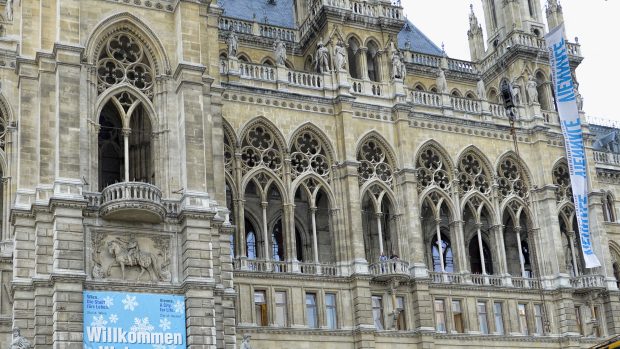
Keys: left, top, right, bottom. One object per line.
{"left": 458, "top": 152, "right": 490, "bottom": 194}
{"left": 497, "top": 157, "right": 528, "bottom": 199}
{"left": 553, "top": 162, "right": 573, "bottom": 203}
{"left": 0, "top": 104, "right": 7, "bottom": 150}
{"left": 224, "top": 130, "right": 235, "bottom": 177}
{"left": 240, "top": 124, "right": 283, "bottom": 175}
{"left": 416, "top": 147, "right": 450, "bottom": 192}
{"left": 97, "top": 33, "right": 154, "bottom": 99}
{"left": 358, "top": 138, "right": 394, "bottom": 187}
{"left": 290, "top": 131, "right": 330, "bottom": 179}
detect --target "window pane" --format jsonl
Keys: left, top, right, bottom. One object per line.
{"left": 452, "top": 300, "right": 464, "bottom": 333}
{"left": 534, "top": 304, "right": 543, "bottom": 335}
{"left": 326, "top": 293, "right": 337, "bottom": 330}
{"left": 396, "top": 296, "right": 406, "bottom": 331}
{"left": 518, "top": 303, "right": 528, "bottom": 335}
{"left": 372, "top": 296, "right": 384, "bottom": 330}
{"left": 306, "top": 293, "right": 318, "bottom": 328}
{"left": 435, "top": 299, "right": 446, "bottom": 332}
{"left": 478, "top": 301, "right": 489, "bottom": 334}
{"left": 254, "top": 291, "right": 267, "bottom": 326}
{"left": 275, "top": 291, "right": 287, "bottom": 327}
{"left": 494, "top": 302, "right": 504, "bottom": 335}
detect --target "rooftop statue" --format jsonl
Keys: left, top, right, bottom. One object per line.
{"left": 227, "top": 31, "right": 238, "bottom": 58}
{"left": 274, "top": 38, "right": 287, "bottom": 66}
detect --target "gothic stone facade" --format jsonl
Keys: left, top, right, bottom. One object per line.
{"left": 0, "top": 0, "right": 619, "bottom": 348}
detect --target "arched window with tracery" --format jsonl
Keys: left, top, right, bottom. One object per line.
{"left": 240, "top": 123, "right": 284, "bottom": 176}
{"left": 366, "top": 41, "right": 381, "bottom": 82}
{"left": 458, "top": 151, "right": 491, "bottom": 196}
{"left": 347, "top": 37, "right": 362, "bottom": 79}
{"left": 96, "top": 32, "right": 156, "bottom": 190}
{"left": 357, "top": 136, "right": 395, "bottom": 188}
{"left": 603, "top": 192, "right": 616, "bottom": 223}
{"left": 463, "top": 197, "right": 495, "bottom": 275}
{"left": 497, "top": 156, "right": 529, "bottom": 200}
{"left": 362, "top": 185, "right": 398, "bottom": 263}
{"left": 421, "top": 192, "right": 454, "bottom": 273}
{"left": 553, "top": 161, "right": 573, "bottom": 204}
{"left": 290, "top": 129, "right": 331, "bottom": 180}
{"left": 416, "top": 144, "right": 452, "bottom": 193}
{"left": 503, "top": 201, "right": 535, "bottom": 278}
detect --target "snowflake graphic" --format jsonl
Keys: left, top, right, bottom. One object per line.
{"left": 159, "top": 318, "right": 171, "bottom": 331}
{"left": 173, "top": 300, "right": 184, "bottom": 313}
{"left": 91, "top": 315, "right": 107, "bottom": 328}
{"left": 122, "top": 295, "right": 139, "bottom": 311}
{"left": 109, "top": 314, "right": 118, "bottom": 324}
{"left": 131, "top": 317, "right": 155, "bottom": 333}
{"left": 103, "top": 296, "right": 114, "bottom": 308}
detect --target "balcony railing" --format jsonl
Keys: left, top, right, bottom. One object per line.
{"left": 99, "top": 182, "right": 165, "bottom": 222}
{"left": 594, "top": 151, "right": 620, "bottom": 167}
{"left": 570, "top": 275, "right": 606, "bottom": 289}
{"left": 369, "top": 260, "right": 410, "bottom": 278}
{"left": 451, "top": 96, "right": 481, "bottom": 113}
{"left": 411, "top": 90, "right": 441, "bottom": 107}
{"left": 233, "top": 258, "right": 338, "bottom": 276}
{"left": 239, "top": 63, "right": 276, "bottom": 81}
{"left": 288, "top": 70, "right": 323, "bottom": 89}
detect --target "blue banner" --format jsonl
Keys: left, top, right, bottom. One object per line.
{"left": 545, "top": 24, "right": 600, "bottom": 268}
{"left": 83, "top": 291, "right": 187, "bottom": 349}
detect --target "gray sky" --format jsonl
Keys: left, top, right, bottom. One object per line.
{"left": 403, "top": 0, "right": 619, "bottom": 121}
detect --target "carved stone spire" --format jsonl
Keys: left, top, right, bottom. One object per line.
{"left": 546, "top": 0, "right": 565, "bottom": 30}
{"left": 468, "top": 4, "right": 485, "bottom": 62}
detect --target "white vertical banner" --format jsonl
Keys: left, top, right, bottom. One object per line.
{"left": 545, "top": 24, "right": 601, "bottom": 268}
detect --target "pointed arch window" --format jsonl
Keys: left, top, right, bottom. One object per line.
{"left": 458, "top": 152, "right": 491, "bottom": 194}
{"left": 432, "top": 233, "right": 454, "bottom": 272}
{"left": 357, "top": 137, "right": 394, "bottom": 187}
{"left": 416, "top": 146, "right": 451, "bottom": 192}
{"left": 290, "top": 130, "right": 330, "bottom": 179}
{"left": 97, "top": 33, "right": 154, "bottom": 99}
{"left": 553, "top": 161, "right": 573, "bottom": 203}
{"left": 497, "top": 157, "right": 528, "bottom": 199}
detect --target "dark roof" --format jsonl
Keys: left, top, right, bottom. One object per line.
{"left": 398, "top": 20, "right": 443, "bottom": 56}
{"left": 220, "top": 0, "right": 296, "bottom": 29}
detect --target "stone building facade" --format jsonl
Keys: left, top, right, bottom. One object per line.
{"left": 0, "top": 0, "right": 619, "bottom": 348}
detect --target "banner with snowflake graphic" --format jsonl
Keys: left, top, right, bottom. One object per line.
{"left": 83, "top": 291, "right": 187, "bottom": 349}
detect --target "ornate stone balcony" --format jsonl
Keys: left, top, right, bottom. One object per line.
{"left": 570, "top": 275, "right": 606, "bottom": 290}
{"left": 233, "top": 258, "right": 338, "bottom": 276}
{"left": 594, "top": 151, "right": 620, "bottom": 168}
{"left": 369, "top": 260, "right": 410, "bottom": 281}
{"left": 429, "top": 271, "right": 542, "bottom": 289}
{"left": 99, "top": 182, "right": 165, "bottom": 223}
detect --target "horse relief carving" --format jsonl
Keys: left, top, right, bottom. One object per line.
{"left": 91, "top": 233, "right": 172, "bottom": 282}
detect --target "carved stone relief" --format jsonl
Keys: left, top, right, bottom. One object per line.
{"left": 91, "top": 231, "right": 172, "bottom": 282}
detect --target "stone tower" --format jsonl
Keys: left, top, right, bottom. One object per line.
{"left": 468, "top": 4, "right": 486, "bottom": 62}
{"left": 481, "top": 0, "right": 546, "bottom": 50}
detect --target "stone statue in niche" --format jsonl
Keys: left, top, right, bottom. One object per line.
{"left": 273, "top": 38, "right": 287, "bottom": 66}
{"left": 391, "top": 50, "right": 406, "bottom": 79}
{"left": 526, "top": 75, "right": 539, "bottom": 104}
{"left": 11, "top": 328, "right": 32, "bottom": 349}
{"left": 5, "top": 0, "right": 13, "bottom": 22}
{"left": 511, "top": 77, "right": 522, "bottom": 105}
{"left": 91, "top": 232, "right": 171, "bottom": 282}
{"left": 334, "top": 41, "right": 347, "bottom": 72}
{"left": 240, "top": 334, "right": 253, "bottom": 349}
{"left": 227, "top": 31, "right": 238, "bottom": 58}
{"left": 436, "top": 69, "right": 448, "bottom": 94}
{"left": 476, "top": 79, "right": 486, "bottom": 100}
{"left": 315, "top": 40, "right": 330, "bottom": 73}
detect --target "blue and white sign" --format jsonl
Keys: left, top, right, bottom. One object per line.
{"left": 545, "top": 24, "right": 601, "bottom": 268}
{"left": 83, "top": 291, "right": 187, "bottom": 349}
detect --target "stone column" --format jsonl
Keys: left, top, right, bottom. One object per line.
{"left": 359, "top": 48, "right": 369, "bottom": 80}
{"left": 451, "top": 220, "right": 469, "bottom": 273}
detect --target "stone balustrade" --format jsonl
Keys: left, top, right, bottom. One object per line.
{"left": 448, "top": 59, "right": 477, "bottom": 74}
{"left": 429, "top": 271, "right": 465, "bottom": 284}
{"left": 239, "top": 62, "right": 276, "bottom": 81}
{"left": 350, "top": 78, "right": 390, "bottom": 97}
{"left": 288, "top": 70, "right": 323, "bottom": 88}
{"left": 451, "top": 96, "right": 481, "bottom": 113}
{"left": 411, "top": 90, "right": 441, "bottom": 107}
{"left": 511, "top": 276, "right": 542, "bottom": 289}
{"left": 408, "top": 52, "right": 441, "bottom": 67}
{"left": 543, "top": 110, "right": 559, "bottom": 124}
{"left": 570, "top": 274, "right": 606, "bottom": 289}
{"left": 259, "top": 25, "right": 296, "bottom": 42}
{"left": 219, "top": 17, "right": 298, "bottom": 42}
{"left": 594, "top": 151, "right": 620, "bottom": 167}
{"left": 84, "top": 192, "right": 102, "bottom": 207}
{"left": 233, "top": 258, "right": 338, "bottom": 276}
{"left": 368, "top": 260, "right": 410, "bottom": 278}
{"left": 218, "top": 17, "right": 253, "bottom": 35}
{"left": 100, "top": 181, "right": 165, "bottom": 223}
{"left": 489, "top": 103, "right": 507, "bottom": 118}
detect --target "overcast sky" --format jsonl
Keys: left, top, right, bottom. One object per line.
{"left": 403, "top": 0, "right": 619, "bottom": 122}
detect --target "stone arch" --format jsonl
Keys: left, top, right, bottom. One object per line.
{"left": 488, "top": 88, "right": 498, "bottom": 103}
{"left": 414, "top": 139, "right": 455, "bottom": 174}
{"left": 261, "top": 57, "right": 276, "bottom": 66}
{"left": 419, "top": 188, "right": 456, "bottom": 220}
{"left": 462, "top": 193, "right": 497, "bottom": 225}
{"left": 413, "top": 83, "right": 426, "bottom": 91}
{"left": 85, "top": 12, "right": 171, "bottom": 75}
{"left": 450, "top": 89, "right": 462, "bottom": 97}
{"left": 238, "top": 116, "right": 287, "bottom": 153}
{"left": 456, "top": 145, "right": 494, "bottom": 177}
{"left": 288, "top": 122, "right": 336, "bottom": 165}
{"left": 465, "top": 91, "right": 476, "bottom": 99}
{"left": 95, "top": 84, "right": 158, "bottom": 129}
{"left": 359, "top": 179, "right": 399, "bottom": 213}
{"left": 240, "top": 168, "right": 288, "bottom": 203}
{"left": 237, "top": 53, "right": 252, "bottom": 63}
{"left": 356, "top": 130, "right": 398, "bottom": 168}
{"left": 290, "top": 173, "right": 336, "bottom": 208}
{"left": 495, "top": 151, "right": 534, "bottom": 188}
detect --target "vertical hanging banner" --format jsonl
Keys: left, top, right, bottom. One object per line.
{"left": 83, "top": 290, "right": 187, "bottom": 349}
{"left": 545, "top": 24, "right": 601, "bottom": 268}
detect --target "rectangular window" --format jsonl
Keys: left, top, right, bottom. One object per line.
{"left": 534, "top": 304, "right": 544, "bottom": 335}
{"left": 396, "top": 296, "right": 406, "bottom": 331}
{"left": 575, "top": 306, "right": 583, "bottom": 335}
{"left": 452, "top": 300, "right": 464, "bottom": 333}
{"left": 594, "top": 306, "right": 602, "bottom": 337}
{"left": 434, "top": 299, "right": 446, "bottom": 332}
{"left": 518, "top": 303, "right": 528, "bottom": 335}
{"left": 306, "top": 293, "right": 318, "bottom": 328}
{"left": 274, "top": 291, "right": 287, "bottom": 327}
{"left": 493, "top": 302, "right": 504, "bottom": 335}
{"left": 325, "top": 293, "right": 338, "bottom": 330}
{"left": 478, "top": 301, "right": 489, "bottom": 334}
{"left": 372, "top": 296, "right": 384, "bottom": 330}
{"left": 254, "top": 290, "right": 268, "bottom": 326}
